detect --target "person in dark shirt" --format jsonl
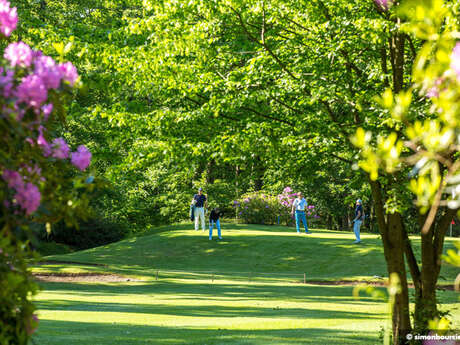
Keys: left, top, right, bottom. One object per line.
{"left": 353, "top": 199, "right": 364, "bottom": 244}
{"left": 192, "top": 187, "right": 207, "bottom": 231}
{"left": 209, "top": 208, "right": 222, "bottom": 240}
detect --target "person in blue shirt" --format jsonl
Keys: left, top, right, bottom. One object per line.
{"left": 192, "top": 187, "right": 207, "bottom": 231}
{"left": 209, "top": 207, "right": 223, "bottom": 240}
{"left": 353, "top": 199, "right": 364, "bottom": 244}
{"left": 291, "top": 192, "right": 312, "bottom": 234}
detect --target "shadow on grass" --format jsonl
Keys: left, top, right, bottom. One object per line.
{"left": 53, "top": 233, "right": 386, "bottom": 278}
{"left": 33, "top": 319, "right": 381, "bottom": 345}
{"left": 37, "top": 281, "right": 384, "bottom": 305}
{"left": 43, "top": 224, "right": 457, "bottom": 282}
{"left": 36, "top": 299, "right": 382, "bottom": 319}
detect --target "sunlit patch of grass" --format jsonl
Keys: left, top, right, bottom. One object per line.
{"left": 32, "top": 223, "right": 460, "bottom": 345}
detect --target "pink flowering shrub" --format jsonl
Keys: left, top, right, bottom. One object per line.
{"left": 0, "top": 0, "right": 16, "bottom": 37}
{"left": 234, "top": 187, "right": 320, "bottom": 226}
{"left": 450, "top": 43, "right": 460, "bottom": 80}
{"left": 71, "top": 145, "right": 92, "bottom": 171}
{"left": 0, "top": 2, "right": 93, "bottom": 343}
{"left": 234, "top": 192, "right": 280, "bottom": 224}
{"left": 375, "top": 0, "right": 392, "bottom": 11}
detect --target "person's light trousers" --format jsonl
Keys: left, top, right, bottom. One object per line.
{"left": 209, "top": 219, "right": 221, "bottom": 239}
{"left": 195, "top": 207, "right": 205, "bottom": 230}
{"left": 295, "top": 210, "right": 309, "bottom": 233}
{"left": 353, "top": 220, "right": 362, "bottom": 241}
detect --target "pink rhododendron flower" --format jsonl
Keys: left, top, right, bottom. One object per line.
{"left": 16, "top": 74, "right": 47, "bottom": 109}
{"left": 59, "top": 62, "right": 78, "bottom": 86}
{"left": 71, "top": 145, "right": 91, "bottom": 171}
{"left": 426, "top": 78, "right": 444, "bottom": 98}
{"left": 51, "top": 137, "right": 70, "bottom": 159}
{"left": 0, "top": 0, "right": 17, "bottom": 37}
{"left": 4, "top": 41, "right": 33, "bottom": 67}
{"left": 37, "top": 126, "right": 51, "bottom": 156}
{"left": 15, "top": 182, "right": 41, "bottom": 215}
{"left": 3, "top": 103, "right": 25, "bottom": 120}
{"left": 0, "top": 67, "right": 14, "bottom": 98}
{"left": 34, "top": 55, "right": 62, "bottom": 89}
{"left": 41, "top": 103, "right": 53, "bottom": 120}
{"left": 450, "top": 43, "right": 460, "bottom": 81}
{"left": 25, "top": 164, "right": 41, "bottom": 177}
{"left": 426, "top": 87, "right": 439, "bottom": 98}
{"left": 375, "top": 0, "right": 392, "bottom": 11}
{"left": 2, "top": 169, "right": 24, "bottom": 190}
{"left": 32, "top": 50, "right": 43, "bottom": 59}
{"left": 283, "top": 187, "right": 292, "bottom": 193}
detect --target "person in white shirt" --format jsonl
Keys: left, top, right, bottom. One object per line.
{"left": 291, "top": 192, "right": 312, "bottom": 234}
{"left": 192, "top": 187, "right": 207, "bottom": 231}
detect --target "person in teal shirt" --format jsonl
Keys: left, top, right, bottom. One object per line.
{"left": 353, "top": 199, "right": 363, "bottom": 244}
{"left": 291, "top": 192, "right": 311, "bottom": 234}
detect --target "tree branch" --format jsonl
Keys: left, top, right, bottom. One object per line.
{"left": 269, "top": 95, "right": 306, "bottom": 116}
{"left": 330, "top": 152, "right": 353, "bottom": 164}
{"left": 320, "top": 100, "right": 351, "bottom": 139}
{"left": 228, "top": 5, "right": 300, "bottom": 81}
{"left": 433, "top": 207, "right": 458, "bottom": 266}
{"left": 184, "top": 95, "right": 241, "bottom": 122}
{"left": 241, "top": 105, "right": 295, "bottom": 127}
{"left": 369, "top": 179, "right": 388, "bottom": 237}
{"left": 402, "top": 220, "right": 422, "bottom": 293}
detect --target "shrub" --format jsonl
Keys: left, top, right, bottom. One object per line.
{"left": 0, "top": 2, "right": 93, "bottom": 343}
{"left": 234, "top": 187, "right": 320, "bottom": 226}
{"left": 42, "top": 218, "right": 128, "bottom": 250}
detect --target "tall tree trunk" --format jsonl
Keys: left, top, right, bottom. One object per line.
{"left": 370, "top": 180, "right": 411, "bottom": 344}
{"left": 387, "top": 213, "right": 412, "bottom": 344}
{"left": 252, "top": 156, "right": 265, "bottom": 191}
{"left": 413, "top": 208, "right": 456, "bottom": 331}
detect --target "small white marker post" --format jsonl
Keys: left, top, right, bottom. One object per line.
{"left": 304, "top": 273, "right": 306, "bottom": 284}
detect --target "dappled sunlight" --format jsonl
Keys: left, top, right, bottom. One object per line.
{"left": 34, "top": 278, "right": 389, "bottom": 345}
{"left": 33, "top": 319, "right": 382, "bottom": 345}
{"left": 33, "top": 222, "right": 460, "bottom": 345}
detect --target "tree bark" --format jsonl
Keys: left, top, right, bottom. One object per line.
{"left": 370, "top": 180, "right": 411, "bottom": 344}
{"left": 252, "top": 156, "right": 265, "bottom": 191}
{"left": 387, "top": 213, "right": 412, "bottom": 344}
{"left": 414, "top": 207, "right": 456, "bottom": 331}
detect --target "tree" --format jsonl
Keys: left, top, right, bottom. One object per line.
{"left": 353, "top": 0, "right": 460, "bottom": 337}
{"left": 127, "top": 0, "right": 457, "bottom": 342}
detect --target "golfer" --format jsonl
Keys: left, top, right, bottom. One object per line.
{"left": 291, "top": 192, "right": 312, "bottom": 234}
{"left": 192, "top": 187, "right": 207, "bottom": 231}
{"left": 353, "top": 199, "right": 363, "bottom": 244}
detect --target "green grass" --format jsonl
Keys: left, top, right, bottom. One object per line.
{"left": 32, "top": 224, "right": 460, "bottom": 345}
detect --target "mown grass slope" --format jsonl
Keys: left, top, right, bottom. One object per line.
{"left": 32, "top": 224, "right": 460, "bottom": 345}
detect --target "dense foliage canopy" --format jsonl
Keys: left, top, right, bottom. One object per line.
{"left": 2, "top": 0, "right": 459, "bottom": 343}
